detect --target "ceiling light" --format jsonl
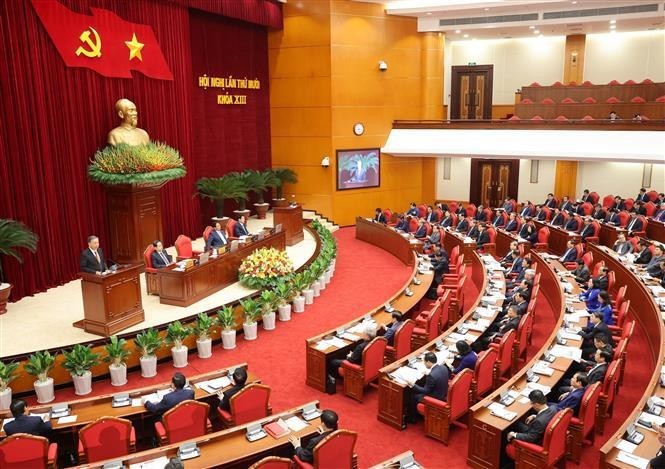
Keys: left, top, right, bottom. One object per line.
{"left": 539, "top": 34, "right": 544, "bottom": 38}
{"left": 455, "top": 29, "right": 461, "bottom": 33}
{"left": 534, "top": 30, "right": 540, "bottom": 34}
{"left": 529, "top": 26, "right": 535, "bottom": 29}
{"left": 609, "top": 19, "right": 616, "bottom": 24}
{"left": 571, "top": 1, "right": 577, "bottom": 3}
{"left": 610, "top": 24, "right": 616, "bottom": 29}
{"left": 463, "top": 34, "right": 469, "bottom": 38}
{"left": 484, "top": 7, "right": 489, "bottom": 11}
{"left": 426, "top": 12, "right": 432, "bottom": 15}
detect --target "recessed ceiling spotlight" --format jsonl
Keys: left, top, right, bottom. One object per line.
{"left": 534, "top": 30, "right": 540, "bottom": 34}
{"left": 571, "top": 0, "right": 577, "bottom": 3}
{"left": 609, "top": 19, "right": 616, "bottom": 24}
{"left": 484, "top": 7, "right": 489, "bottom": 10}
{"left": 463, "top": 34, "right": 469, "bottom": 38}
{"left": 529, "top": 26, "right": 535, "bottom": 29}
{"left": 426, "top": 12, "right": 432, "bottom": 15}
{"left": 455, "top": 29, "right": 461, "bottom": 33}
{"left": 610, "top": 24, "right": 616, "bottom": 29}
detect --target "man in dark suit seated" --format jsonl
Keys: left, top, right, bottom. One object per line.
{"left": 406, "top": 202, "right": 419, "bottom": 217}
{"left": 505, "top": 390, "right": 558, "bottom": 459}
{"left": 456, "top": 214, "right": 469, "bottom": 233}
{"left": 395, "top": 215, "right": 410, "bottom": 232}
{"left": 234, "top": 215, "right": 250, "bottom": 237}
{"left": 144, "top": 372, "right": 194, "bottom": 415}
{"left": 544, "top": 193, "right": 556, "bottom": 209}
{"left": 533, "top": 204, "right": 547, "bottom": 221}
{"left": 571, "top": 258, "right": 591, "bottom": 284}
{"left": 4, "top": 399, "right": 51, "bottom": 437}
{"left": 380, "top": 311, "right": 404, "bottom": 347}
{"left": 475, "top": 205, "right": 487, "bottom": 222}
{"left": 289, "top": 410, "right": 338, "bottom": 463}
{"left": 579, "top": 313, "right": 611, "bottom": 358}
{"left": 374, "top": 207, "right": 387, "bottom": 223}
{"left": 504, "top": 249, "right": 523, "bottom": 275}
{"left": 579, "top": 217, "right": 595, "bottom": 241}
{"left": 206, "top": 222, "right": 229, "bottom": 251}
{"left": 625, "top": 212, "right": 643, "bottom": 236}
{"left": 217, "top": 367, "right": 247, "bottom": 412}
{"left": 559, "top": 196, "right": 572, "bottom": 212}
{"left": 632, "top": 201, "right": 647, "bottom": 216}
{"left": 580, "top": 189, "right": 591, "bottom": 203}
{"left": 502, "top": 198, "right": 514, "bottom": 213}
{"left": 499, "top": 241, "right": 519, "bottom": 266}
{"left": 592, "top": 203, "right": 606, "bottom": 220}
{"left": 611, "top": 196, "right": 625, "bottom": 211}
{"left": 455, "top": 203, "right": 467, "bottom": 218}
{"left": 649, "top": 423, "right": 665, "bottom": 469}
{"left": 440, "top": 210, "right": 454, "bottom": 228}
{"left": 405, "top": 352, "right": 449, "bottom": 423}
{"left": 480, "top": 305, "right": 520, "bottom": 349}
{"left": 613, "top": 232, "right": 633, "bottom": 256}
{"left": 564, "top": 215, "right": 580, "bottom": 232}
{"left": 656, "top": 193, "right": 665, "bottom": 205}
{"left": 595, "top": 267, "right": 610, "bottom": 291}
{"left": 636, "top": 187, "right": 649, "bottom": 203}
{"left": 553, "top": 372, "right": 587, "bottom": 416}
{"left": 424, "top": 205, "right": 436, "bottom": 223}
{"left": 634, "top": 240, "right": 653, "bottom": 265}
{"left": 586, "top": 349, "right": 611, "bottom": 384}
{"left": 519, "top": 201, "right": 533, "bottom": 218}
{"left": 476, "top": 223, "right": 491, "bottom": 248}
{"left": 467, "top": 219, "right": 479, "bottom": 239}
{"left": 644, "top": 245, "right": 665, "bottom": 276}
{"left": 550, "top": 208, "right": 564, "bottom": 227}
{"left": 492, "top": 209, "right": 505, "bottom": 228}
{"left": 328, "top": 324, "right": 376, "bottom": 378}
{"left": 653, "top": 203, "right": 665, "bottom": 222}
{"left": 559, "top": 240, "right": 578, "bottom": 263}
{"left": 151, "top": 240, "right": 173, "bottom": 268}
{"left": 79, "top": 235, "right": 109, "bottom": 275}
{"left": 413, "top": 220, "right": 428, "bottom": 239}
{"left": 504, "top": 212, "right": 519, "bottom": 232}
{"left": 605, "top": 208, "right": 620, "bottom": 226}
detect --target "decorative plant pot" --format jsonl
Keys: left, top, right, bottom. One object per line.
{"left": 272, "top": 198, "right": 288, "bottom": 208}
{"left": 293, "top": 296, "right": 305, "bottom": 313}
{"left": 262, "top": 312, "right": 276, "bottom": 330}
{"left": 233, "top": 209, "right": 251, "bottom": 220}
{"left": 140, "top": 355, "right": 158, "bottom": 378}
{"left": 72, "top": 371, "right": 93, "bottom": 396}
{"left": 318, "top": 275, "right": 326, "bottom": 290}
{"left": 0, "top": 283, "right": 12, "bottom": 315}
{"left": 278, "top": 303, "right": 292, "bottom": 321}
{"left": 243, "top": 322, "right": 258, "bottom": 340}
{"left": 212, "top": 216, "right": 230, "bottom": 231}
{"left": 254, "top": 203, "right": 269, "bottom": 219}
{"left": 109, "top": 363, "right": 128, "bottom": 386}
{"left": 331, "top": 259, "right": 336, "bottom": 271}
{"left": 0, "top": 388, "right": 12, "bottom": 410}
{"left": 325, "top": 269, "right": 332, "bottom": 284}
{"left": 221, "top": 329, "right": 237, "bottom": 349}
{"left": 34, "top": 378, "right": 55, "bottom": 403}
{"left": 197, "top": 338, "right": 213, "bottom": 359}
{"left": 303, "top": 289, "right": 314, "bottom": 305}
{"left": 171, "top": 346, "right": 188, "bottom": 368}
{"left": 312, "top": 281, "right": 321, "bottom": 297}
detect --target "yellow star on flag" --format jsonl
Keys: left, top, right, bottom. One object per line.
{"left": 125, "top": 33, "right": 144, "bottom": 61}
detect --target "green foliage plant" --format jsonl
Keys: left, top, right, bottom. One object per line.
{"left": 103, "top": 336, "right": 131, "bottom": 367}
{"left": 24, "top": 351, "right": 56, "bottom": 383}
{"left": 134, "top": 328, "right": 163, "bottom": 358}
{"left": 62, "top": 344, "right": 100, "bottom": 377}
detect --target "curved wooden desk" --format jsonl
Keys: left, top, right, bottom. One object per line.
{"left": 356, "top": 217, "right": 419, "bottom": 266}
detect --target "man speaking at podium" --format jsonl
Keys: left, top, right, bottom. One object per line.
{"left": 80, "top": 235, "right": 109, "bottom": 275}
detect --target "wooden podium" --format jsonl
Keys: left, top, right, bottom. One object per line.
{"left": 273, "top": 204, "right": 304, "bottom": 246}
{"left": 75, "top": 265, "right": 145, "bottom": 336}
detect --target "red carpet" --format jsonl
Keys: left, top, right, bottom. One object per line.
{"left": 38, "top": 227, "right": 654, "bottom": 468}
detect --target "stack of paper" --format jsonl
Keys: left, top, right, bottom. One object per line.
{"left": 560, "top": 331, "right": 582, "bottom": 341}
{"left": 314, "top": 340, "right": 332, "bottom": 351}
{"left": 615, "top": 439, "right": 637, "bottom": 453}
{"left": 328, "top": 337, "right": 348, "bottom": 348}
{"left": 285, "top": 416, "right": 308, "bottom": 432}
{"left": 532, "top": 362, "right": 554, "bottom": 376}
{"left": 550, "top": 345, "right": 583, "bottom": 362}
{"left": 616, "top": 451, "right": 649, "bottom": 469}
{"left": 130, "top": 456, "right": 171, "bottom": 469}
{"left": 521, "top": 382, "right": 551, "bottom": 396}
{"left": 475, "top": 308, "right": 494, "bottom": 318}
{"left": 448, "top": 332, "right": 470, "bottom": 342}
{"left": 196, "top": 376, "right": 231, "bottom": 394}
{"left": 391, "top": 366, "right": 423, "bottom": 384}
{"left": 341, "top": 332, "right": 360, "bottom": 342}
{"left": 141, "top": 389, "right": 170, "bottom": 404}
{"left": 637, "top": 411, "right": 665, "bottom": 428}
{"left": 488, "top": 402, "right": 517, "bottom": 421}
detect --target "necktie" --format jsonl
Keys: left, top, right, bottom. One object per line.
{"left": 93, "top": 250, "right": 100, "bottom": 264}
{"left": 160, "top": 252, "right": 168, "bottom": 264}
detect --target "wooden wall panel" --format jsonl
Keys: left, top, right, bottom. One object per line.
{"left": 491, "top": 105, "right": 515, "bottom": 119}
{"left": 554, "top": 160, "right": 578, "bottom": 200}
{"left": 564, "top": 34, "right": 586, "bottom": 85}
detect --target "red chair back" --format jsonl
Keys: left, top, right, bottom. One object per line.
{"left": 226, "top": 219, "right": 238, "bottom": 238}
{"left": 144, "top": 244, "right": 156, "bottom": 269}
{"left": 79, "top": 417, "right": 133, "bottom": 463}
{"left": 203, "top": 225, "right": 213, "bottom": 242}
{"left": 607, "top": 270, "right": 615, "bottom": 294}
{"left": 644, "top": 201, "right": 656, "bottom": 216}
{"left": 497, "top": 329, "right": 516, "bottom": 375}
{"left": 621, "top": 319, "right": 635, "bottom": 341}
{"left": 450, "top": 246, "right": 460, "bottom": 264}
{"left": 572, "top": 215, "right": 583, "bottom": 232}
{"left": 487, "top": 227, "right": 496, "bottom": 243}
{"left": 646, "top": 190, "right": 658, "bottom": 202}
{"left": 617, "top": 211, "right": 630, "bottom": 227}
{"left": 589, "top": 192, "right": 600, "bottom": 204}
{"left": 537, "top": 226, "right": 549, "bottom": 244}
{"left": 576, "top": 382, "right": 601, "bottom": 437}
{"left": 249, "top": 456, "right": 292, "bottom": 469}
{"left": 383, "top": 209, "right": 393, "bottom": 221}
{"left": 392, "top": 319, "right": 415, "bottom": 360}
{"left": 541, "top": 206, "right": 551, "bottom": 221}
{"left": 162, "top": 400, "right": 210, "bottom": 444}
{"left": 613, "top": 285, "right": 627, "bottom": 309}
{"left": 602, "top": 359, "right": 621, "bottom": 408}
{"left": 434, "top": 208, "right": 443, "bottom": 222}
{"left": 174, "top": 235, "right": 194, "bottom": 258}
{"left": 615, "top": 300, "right": 630, "bottom": 328}
{"left": 517, "top": 313, "right": 532, "bottom": 357}
{"left": 624, "top": 198, "right": 634, "bottom": 211}
{"left": 466, "top": 203, "right": 477, "bottom": 218}
{"left": 602, "top": 194, "right": 614, "bottom": 209}
{"left": 313, "top": 429, "right": 358, "bottom": 469}
{"left": 592, "top": 261, "right": 604, "bottom": 277}
{"left": 628, "top": 236, "right": 639, "bottom": 252}
{"left": 448, "top": 369, "right": 473, "bottom": 421}
{"left": 581, "top": 251, "right": 593, "bottom": 268}
{"left": 362, "top": 337, "right": 388, "bottom": 383}
{"left": 591, "top": 221, "right": 600, "bottom": 237}
{"left": 231, "top": 383, "right": 271, "bottom": 425}
{"left": 0, "top": 434, "right": 53, "bottom": 469}
{"left": 483, "top": 208, "right": 493, "bottom": 222}
{"left": 581, "top": 202, "right": 593, "bottom": 215}
{"left": 540, "top": 408, "right": 573, "bottom": 466}
{"left": 449, "top": 201, "right": 458, "bottom": 213}
{"left": 408, "top": 217, "right": 419, "bottom": 233}
{"left": 474, "top": 348, "right": 498, "bottom": 398}
{"left": 418, "top": 204, "right": 427, "bottom": 218}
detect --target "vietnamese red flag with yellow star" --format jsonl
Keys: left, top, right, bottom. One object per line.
{"left": 31, "top": 0, "right": 173, "bottom": 80}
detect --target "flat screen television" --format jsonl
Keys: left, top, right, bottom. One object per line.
{"left": 336, "top": 148, "right": 380, "bottom": 191}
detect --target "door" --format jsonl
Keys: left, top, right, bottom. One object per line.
{"left": 470, "top": 159, "right": 520, "bottom": 207}
{"left": 450, "top": 65, "right": 493, "bottom": 120}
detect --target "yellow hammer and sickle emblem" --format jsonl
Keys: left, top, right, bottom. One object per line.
{"left": 75, "top": 26, "right": 102, "bottom": 58}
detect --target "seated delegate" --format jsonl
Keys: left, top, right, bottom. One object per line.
{"left": 206, "top": 221, "right": 229, "bottom": 250}
{"left": 289, "top": 409, "right": 338, "bottom": 463}
{"left": 144, "top": 372, "right": 194, "bottom": 415}
{"left": 218, "top": 367, "right": 248, "bottom": 412}
{"left": 151, "top": 240, "right": 173, "bottom": 268}
{"left": 404, "top": 352, "right": 449, "bottom": 423}
{"left": 4, "top": 399, "right": 51, "bottom": 437}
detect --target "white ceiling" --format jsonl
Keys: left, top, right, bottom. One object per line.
{"left": 354, "top": 0, "right": 665, "bottom": 40}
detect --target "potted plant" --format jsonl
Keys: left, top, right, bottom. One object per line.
{"left": 134, "top": 328, "right": 163, "bottom": 378}
{"left": 166, "top": 321, "right": 192, "bottom": 368}
{"left": 292, "top": 272, "right": 309, "bottom": 313}
{"left": 193, "top": 313, "right": 215, "bottom": 359}
{"left": 227, "top": 171, "right": 251, "bottom": 219}
{"left": 301, "top": 270, "right": 316, "bottom": 304}
{"left": 62, "top": 344, "right": 100, "bottom": 396}
{"left": 195, "top": 174, "right": 247, "bottom": 228}
{"left": 243, "top": 169, "right": 273, "bottom": 219}
{"left": 274, "top": 278, "right": 294, "bottom": 321}
{"left": 104, "top": 335, "right": 131, "bottom": 386}
{"left": 216, "top": 305, "right": 237, "bottom": 349}
{"left": 0, "top": 361, "right": 19, "bottom": 410}
{"left": 0, "top": 219, "right": 39, "bottom": 314}
{"left": 271, "top": 168, "right": 298, "bottom": 207}
{"left": 258, "top": 290, "right": 277, "bottom": 330}
{"left": 240, "top": 298, "right": 261, "bottom": 340}
{"left": 24, "top": 350, "right": 56, "bottom": 403}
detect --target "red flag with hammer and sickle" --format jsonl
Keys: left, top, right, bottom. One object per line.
{"left": 31, "top": 0, "right": 173, "bottom": 80}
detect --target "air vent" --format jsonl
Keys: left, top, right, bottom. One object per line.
{"left": 439, "top": 13, "right": 538, "bottom": 26}
{"left": 543, "top": 4, "right": 659, "bottom": 20}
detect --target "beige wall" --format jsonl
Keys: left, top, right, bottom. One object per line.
{"left": 584, "top": 30, "right": 665, "bottom": 84}
{"left": 576, "top": 162, "right": 665, "bottom": 199}
{"left": 517, "top": 159, "right": 556, "bottom": 204}
{"left": 435, "top": 157, "right": 471, "bottom": 201}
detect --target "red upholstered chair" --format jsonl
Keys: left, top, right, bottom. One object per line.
{"left": 450, "top": 213, "right": 458, "bottom": 227}
{"left": 533, "top": 226, "right": 550, "bottom": 252}
{"left": 481, "top": 227, "right": 497, "bottom": 256}
{"left": 78, "top": 416, "right": 136, "bottom": 463}
{"left": 568, "top": 382, "right": 602, "bottom": 463}
{"left": 601, "top": 194, "right": 614, "bottom": 209}
{"left": 582, "top": 80, "right": 593, "bottom": 86}
{"left": 607, "top": 79, "right": 621, "bottom": 85}
{"left": 143, "top": 244, "right": 159, "bottom": 295}
{"left": 226, "top": 219, "right": 240, "bottom": 240}
{"left": 416, "top": 369, "right": 473, "bottom": 444}
{"left": 596, "top": 359, "right": 621, "bottom": 435}
{"left": 582, "top": 115, "right": 594, "bottom": 121}
{"left": 611, "top": 286, "right": 627, "bottom": 313}
{"left": 531, "top": 115, "right": 544, "bottom": 121}
{"left": 520, "top": 99, "right": 533, "bottom": 104}
{"left": 512, "top": 312, "right": 533, "bottom": 373}
{"left": 607, "top": 271, "right": 616, "bottom": 297}
{"left": 155, "top": 400, "right": 211, "bottom": 445}
{"left": 564, "top": 244, "right": 584, "bottom": 270}
{"left": 449, "top": 201, "right": 458, "bottom": 213}
{"left": 552, "top": 81, "right": 564, "bottom": 87}
{"left": 509, "top": 115, "right": 521, "bottom": 120}
{"left": 384, "top": 319, "right": 415, "bottom": 365}
{"left": 293, "top": 429, "right": 358, "bottom": 469}
{"left": 624, "top": 198, "right": 635, "bottom": 212}
{"left": 472, "top": 348, "right": 498, "bottom": 401}
{"left": 561, "top": 97, "right": 576, "bottom": 104}
{"left": 489, "top": 329, "right": 516, "bottom": 387}
{"left": 412, "top": 303, "right": 442, "bottom": 350}
{"left": 433, "top": 208, "right": 443, "bottom": 222}
{"left": 584, "top": 220, "right": 601, "bottom": 245}
{"left": 339, "top": 337, "right": 387, "bottom": 402}
{"left": 529, "top": 82, "right": 540, "bottom": 86}
{"left": 616, "top": 210, "right": 630, "bottom": 227}
{"left": 631, "top": 215, "right": 647, "bottom": 237}
{"left": 592, "top": 261, "right": 604, "bottom": 277}
{"left": 571, "top": 215, "right": 584, "bottom": 233}
{"left": 612, "top": 339, "right": 628, "bottom": 387}
{"left": 589, "top": 192, "right": 600, "bottom": 204}
{"left": 174, "top": 234, "right": 202, "bottom": 260}
{"left": 628, "top": 236, "right": 639, "bottom": 253}
{"left": 541, "top": 206, "right": 551, "bottom": 221}
{"left": 609, "top": 300, "right": 630, "bottom": 337}
{"left": 606, "top": 96, "right": 621, "bottom": 103}
{"left": 483, "top": 207, "right": 493, "bottom": 222}
{"left": 581, "top": 96, "right": 596, "bottom": 103}
{"left": 466, "top": 203, "right": 477, "bottom": 219}
{"left": 640, "top": 78, "right": 654, "bottom": 84}
{"left": 644, "top": 201, "right": 656, "bottom": 216}
{"left": 217, "top": 383, "right": 271, "bottom": 427}
{"left": 554, "top": 115, "right": 568, "bottom": 122}
{"left": 383, "top": 209, "right": 393, "bottom": 223}
{"left": 630, "top": 96, "right": 646, "bottom": 103}
{"left": 202, "top": 225, "right": 213, "bottom": 244}
{"left": 511, "top": 408, "right": 572, "bottom": 468}
{"left": 623, "top": 79, "right": 636, "bottom": 85}
{"left": 656, "top": 95, "right": 665, "bottom": 102}
{"left": 541, "top": 98, "right": 555, "bottom": 104}
{"left": 0, "top": 433, "right": 57, "bottom": 469}
{"left": 580, "top": 202, "right": 593, "bottom": 216}
{"left": 418, "top": 204, "right": 427, "bottom": 218}
{"left": 250, "top": 456, "right": 293, "bottom": 469}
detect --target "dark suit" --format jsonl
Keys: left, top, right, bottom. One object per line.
{"left": 560, "top": 201, "right": 572, "bottom": 212}
{"left": 413, "top": 364, "right": 449, "bottom": 402}
{"left": 586, "top": 362, "right": 608, "bottom": 384}
{"left": 206, "top": 229, "right": 228, "bottom": 250}
{"left": 234, "top": 222, "right": 249, "bottom": 237}
{"left": 572, "top": 265, "right": 590, "bottom": 284}
{"left": 151, "top": 250, "right": 173, "bottom": 268}
{"left": 612, "top": 201, "right": 626, "bottom": 211}
{"left": 595, "top": 275, "right": 609, "bottom": 291}
{"left": 636, "top": 193, "right": 649, "bottom": 203}
{"left": 580, "top": 224, "right": 595, "bottom": 241}
{"left": 492, "top": 215, "right": 504, "bottom": 227}
{"left": 580, "top": 322, "right": 611, "bottom": 355}
{"left": 219, "top": 383, "right": 245, "bottom": 412}
{"left": 425, "top": 212, "right": 436, "bottom": 223}
{"left": 560, "top": 247, "right": 577, "bottom": 263}
{"left": 407, "top": 207, "right": 419, "bottom": 217}
{"left": 467, "top": 226, "right": 479, "bottom": 239}
{"left": 456, "top": 219, "right": 469, "bottom": 233}
{"left": 383, "top": 321, "right": 403, "bottom": 347}
{"left": 519, "top": 206, "right": 533, "bottom": 218}
{"left": 614, "top": 242, "right": 633, "bottom": 256}
{"left": 564, "top": 218, "right": 580, "bottom": 232}
{"left": 456, "top": 207, "right": 467, "bottom": 218}
{"left": 592, "top": 209, "right": 606, "bottom": 220}
{"left": 647, "top": 256, "right": 665, "bottom": 276}
{"left": 4, "top": 414, "right": 52, "bottom": 437}
{"left": 414, "top": 225, "right": 427, "bottom": 239}
{"left": 605, "top": 213, "right": 619, "bottom": 225}
{"left": 625, "top": 217, "right": 643, "bottom": 234}
{"left": 654, "top": 209, "right": 665, "bottom": 222}
{"left": 476, "top": 230, "right": 490, "bottom": 248}
{"left": 524, "top": 229, "right": 538, "bottom": 244}
{"left": 375, "top": 213, "right": 387, "bottom": 223}
{"left": 555, "top": 387, "right": 585, "bottom": 416}
{"left": 534, "top": 210, "right": 546, "bottom": 221}
{"left": 505, "top": 219, "right": 518, "bottom": 232}
{"left": 475, "top": 210, "right": 487, "bottom": 222}
{"left": 144, "top": 387, "right": 195, "bottom": 414}
{"left": 581, "top": 194, "right": 591, "bottom": 203}
{"left": 634, "top": 248, "right": 652, "bottom": 265}
{"left": 330, "top": 340, "right": 369, "bottom": 378}
{"left": 395, "top": 219, "right": 409, "bottom": 231}
{"left": 440, "top": 216, "right": 453, "bottom": 228}
{"left": 295, "top": 430, "right": 333, "bottom": 463}
{"left": 495, "top": 316, "right": 520, "bottom": 338}
{"left": 650, "top": 447, "right": 665, "bottom": 468}
{"left": 545, "top": 199, "right": 556, "bottom": 209}
{"left": 79, "top": 248, "right": 107, "bottom": 274}
{"left": 550, "top": 213, "right": 564, "bottom": 227}
{"left": 513, "top": 405, "right": 558, "bottom": 443}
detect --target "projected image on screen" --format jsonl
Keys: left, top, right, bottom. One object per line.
{"left": 336, "top": 148, "right": 380, "bottom": 191}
